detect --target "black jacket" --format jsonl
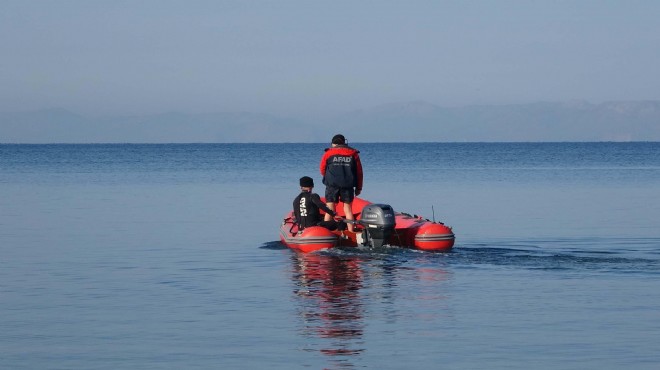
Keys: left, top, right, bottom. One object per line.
{"left": 293, "top": 191, "right": 335, "bottom": 229}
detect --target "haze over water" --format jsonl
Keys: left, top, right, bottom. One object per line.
{"left": 1, "top": 142, "right": 659, "bottom": 369}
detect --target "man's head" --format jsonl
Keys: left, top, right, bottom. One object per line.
{"left": 299, "top": 176, "right": 314, "bottom": 189}
{"left": 331, "top": 134, "right": 346, "bottom": 145}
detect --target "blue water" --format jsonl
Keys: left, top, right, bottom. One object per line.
{"left": 1, "top": 142, "right": 659, "bottom": 369}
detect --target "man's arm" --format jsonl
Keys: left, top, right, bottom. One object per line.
{"left": 319, "top": 150, "right": 330, "bottom": 176}
{"left": 312, "top": 193, "right": 335, "bottom": 217}
{"left": 355, "top": 153, "right": 363, "bottom": 195}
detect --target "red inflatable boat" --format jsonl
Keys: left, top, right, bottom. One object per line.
{"left": 279, "top": 198, "right": 455, "bottom": 253}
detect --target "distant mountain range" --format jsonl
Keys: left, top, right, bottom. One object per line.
{"left": 1, "top": 100, "right": 659, "bottom": 143}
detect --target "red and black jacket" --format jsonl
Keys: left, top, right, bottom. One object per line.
{"left": 319, "top": 145, "right": 363, "bottom": 190}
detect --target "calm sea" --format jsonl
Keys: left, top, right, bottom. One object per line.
{"left": 1, "top": 142, "right": 659, "bottom": 369}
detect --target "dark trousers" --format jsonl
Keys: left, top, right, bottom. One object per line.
{"left": 317, "top": 220, "right": 347, "bottom": 231}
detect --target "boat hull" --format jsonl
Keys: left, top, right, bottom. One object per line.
{"left": 279, "top": 198, "right": 455, "bottom": 253}
{"left": 279, "top": 222, "right": 337, "bottom": 253}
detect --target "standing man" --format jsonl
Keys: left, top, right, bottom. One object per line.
{"left": 320, "top": 134, "right": 363, "bottom": 232}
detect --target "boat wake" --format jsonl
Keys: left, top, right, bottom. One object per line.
{"left": 455, "top": 237, "right": 660, "bottom": 274}
{"left": 262, "top": 237, "right": 660, "bottom": 275}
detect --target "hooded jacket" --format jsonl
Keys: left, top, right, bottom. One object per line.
{"left": 320, "top": 145, "right": 363, "bottom": 190}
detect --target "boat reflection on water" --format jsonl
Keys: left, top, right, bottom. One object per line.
{"left": 288, "top": 249, "right": 453, "bottom": 366}
{"left": 290, "top": 252, "right": 365, "bottom": 359}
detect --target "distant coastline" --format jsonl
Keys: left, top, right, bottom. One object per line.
{"left": 2, "top": 100, "right": 659, "bottom": 143}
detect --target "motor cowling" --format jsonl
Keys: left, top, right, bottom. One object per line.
{"left": 359, "top": 204, "right": 395, "bottom": 248}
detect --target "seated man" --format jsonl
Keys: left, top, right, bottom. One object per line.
{"left": 293, "top": 176, "right": 345, "bottom": 231}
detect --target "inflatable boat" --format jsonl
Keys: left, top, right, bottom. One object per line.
{"left": 279, "top": 197, "right": 455, "bottom": 253}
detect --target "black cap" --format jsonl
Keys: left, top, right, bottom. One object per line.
{"left": 331, "top": 134, "right": 346, "bottom": 145}
{"left": 299, "top": 176, "right": 314, "bottom": 187}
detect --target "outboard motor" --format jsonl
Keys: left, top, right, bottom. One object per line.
{"left": 358, "top": 204, "right": 395, "bottom": 248}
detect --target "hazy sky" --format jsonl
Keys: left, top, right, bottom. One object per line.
{"left": 2, "top": 0, "right": 660, "bottom": 117}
